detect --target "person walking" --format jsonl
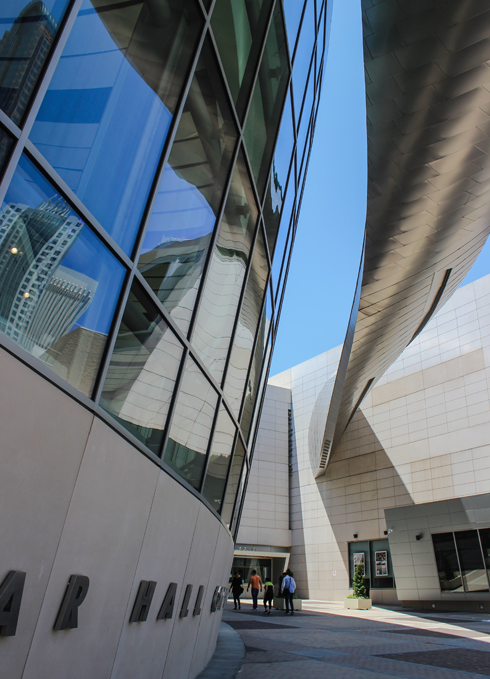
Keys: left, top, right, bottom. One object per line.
{"left": 231, "top": 571, "right": 243, "bottom": 610}
{"left": 247, "top": 570, "right": 262, "bottom": 610}
{"left": 263, "top": 578, "right": 274, "bottom": 614}
{"left": 281, "top": 571, "right": 296, "bottom": 615}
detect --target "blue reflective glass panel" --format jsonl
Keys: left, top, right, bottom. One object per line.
{"left": 0, "top": 0, "right": 71, "bottom": 125}
{"left": 0, "top": 153, "right": 125, "bottom": 396}
{"left": 100, "top": 280, "right": 183, "bottom": 455}
{"left": 164, "top": 356, "right": 218, "bottom": 490}
{"left": 262, "top": 87, "right": 294, "bottom": 257}
{"left": 282, "top": 0, "right": 305, "bottom": 53}
{"left": 271, "top": 174, "right": 295, "bottom": 293}
{"left": 138, "top": 37, "right": 238, "bottom": 335}
{"left": 292, "top": 0, "right": 315, "bottom": 111}
{"left": 30, "top": 0, "right": 203, "bottom": 255}
{"left": 297, "top": 70, "right": 314, "bottom": 169}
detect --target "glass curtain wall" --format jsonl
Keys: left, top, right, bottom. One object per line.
{"left": 0, "top": 0, "right": 327, "bottom": 537}
{"left": 433, "top": 530, "right": 490, "bottom": 593}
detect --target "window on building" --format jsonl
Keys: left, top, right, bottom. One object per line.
{"left": 432, "top": 532, "right": 464, "bottom": 592}
{"left": 432, "top": 529, "right": 490, "bottom": 593}
{"left": 163, "top": 355, "right": 219, "bottom": 490}
{"left": 138, "top": 36, "right": 238, "bottom": 334}
{"left": 348, "top": 539, "right": 395, "bottom": 592}
{"left": 0, "top": 0, "right": 71, "bottom": 125}
{"left": 30, "top": 0, "right": 203, "bottom": 254}
{"left": 100, "top": 280, "right": 184, "bottom": 455}
{"left": 0, "top": 153, "right": 125, "bottom": 398}
{"left": 211, "top": 0, "right": 273, "bottom": 121}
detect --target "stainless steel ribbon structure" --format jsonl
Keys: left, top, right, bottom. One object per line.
{"left": 315, "top": 0, "right": 490, "bottom": 475}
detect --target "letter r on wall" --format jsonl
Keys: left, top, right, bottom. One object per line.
{"left": 53, "top": 575, "right": 90, "bottom": 631}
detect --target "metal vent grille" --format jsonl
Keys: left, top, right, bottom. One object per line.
{"left": 319, "top": 439, "right": 331, "bottom": 468}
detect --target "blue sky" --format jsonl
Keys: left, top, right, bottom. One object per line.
{"left": 270, "top": 0, "right": 490, "bottom": 377}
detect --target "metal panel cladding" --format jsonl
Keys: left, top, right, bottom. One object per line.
{"left": 316, "top": 0, "right": 490, "bottom": 474}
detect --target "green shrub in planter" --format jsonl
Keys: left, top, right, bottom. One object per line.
{"left": 350, "top": 562, "right": 368, "bottom": 599}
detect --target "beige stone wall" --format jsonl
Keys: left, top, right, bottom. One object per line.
{"left": 266, "top": 274, "right": 490, "bottom": 601}
{"left": 237, "top": 384, "right": 292, "bottom": 548}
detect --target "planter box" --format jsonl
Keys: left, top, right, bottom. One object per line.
{"left": 344, "top": 598, "right": 372, "bottom": 610}
{"left": 273, "top": 598, "right": 302, "bottom": 611}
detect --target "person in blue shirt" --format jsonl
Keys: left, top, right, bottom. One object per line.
{"left": 280, "top": 572, "right": 296, "bottom": 615}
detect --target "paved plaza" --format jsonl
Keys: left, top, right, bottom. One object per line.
{"left": 221, "top": 600, "right": 490, "bottom": 678}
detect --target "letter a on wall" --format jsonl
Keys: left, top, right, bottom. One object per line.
{"left": 0, "top": 571, "right": 26, "bottom": 636}
{"left": 53, "top": 575, "right": 90, "bottom": 631}
{"left": 157, "top": 583, "right": 177, "bottom": 620}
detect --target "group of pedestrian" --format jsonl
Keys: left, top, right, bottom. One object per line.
{"left": 230, "top": 570, "right": 297, "bottom": 615}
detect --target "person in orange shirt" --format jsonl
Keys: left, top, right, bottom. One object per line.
{"left": 247, "top": 570, "right": 262, "bottom": 610}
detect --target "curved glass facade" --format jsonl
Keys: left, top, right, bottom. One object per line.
{"left": 0, "top": 0, "right": 326, "bottom": 536}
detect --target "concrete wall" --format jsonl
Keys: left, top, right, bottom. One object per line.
{"left": 237, "top": 384, "right": 292, "bottom": 549}
{"left": 0, "top": 347, "right": 232, "bottom": 679}
{"left": 266, "top": 275, "right": 490, "bottom": 603}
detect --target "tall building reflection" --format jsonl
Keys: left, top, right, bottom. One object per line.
{"left": 0, "top": 197, "right": 95, "bottom": 353}
{"left": 0, "top": 1, "right": 58, "bottom": 125}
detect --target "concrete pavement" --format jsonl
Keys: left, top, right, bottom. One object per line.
{"left": 219, "top": 599, "right": 490, "bottom": 678}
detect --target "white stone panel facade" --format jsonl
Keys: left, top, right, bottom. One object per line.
{"left": 259, "top": 274, "right": 490, "bottom": 605}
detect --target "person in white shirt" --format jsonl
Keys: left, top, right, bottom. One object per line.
{"left": 280, "top": 571, "right": 296, "bottom": 615}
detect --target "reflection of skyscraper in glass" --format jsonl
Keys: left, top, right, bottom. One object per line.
{"left": 0, "top": 1, "right": 58, "bottom": 125}
{"left": 0, "top": 197, "right": 87, "bottom": 350}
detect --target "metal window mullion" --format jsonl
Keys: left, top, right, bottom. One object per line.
{"left": 232, "top": 455, "right": 249, "bottom": 539}
{"left": 131, "top": 266, "right": 250, "bottom": 442}
{"left": 217, "top": 427, "right": 240, "bottom": 519}
{"left": 451, "top": 531, "right": 466, "bottom": 592}
{"left": 229, "top": 429, "right": 248, "bottom": 530}
{"left": 247, "top": 338, "right": 274, "bottom": 469}
{"left": 0, "top": 112, "right": 21, "bottom": 140}
{"left": 238, "top": 1, "right": 277, "bottom": 130}
{"left": 206, "top": 28, "right": 244, "bottom": 137}
{"left": 198, "top": 394, "right": 223, "bottom": 494}
{"left": 129, "top": 21, "right": 210, "bottom": 266}
{"left": 242, "top": 322, "right": 273, "bottom": 449}
{"left": 274, "top": 204, "right": 299, "bottom": 334}
{"left": 290, "top": 0, "right": 309, "bottom": 64}
{"left": 296, "top": 44, "right": 317, "bottom": 136}
{"left": 156, "top": 344, "right": 191, "bottom": 460}
{"left": 23, "top": 141, "right": 133, "bottom": 269}
{"left": 273, "top": 193, "right": 296, "bottom": 306}
{"left": 92, "top": 269, "right": 135, "bottom": 405}
{"left": 269, "top": 150, "right": 296, "bottom": 292}
{"left": 236, "top": 267, "right": 272, "bottom": 425}
{"left": 476, "top": 529, "right": 490, "bottom": 590}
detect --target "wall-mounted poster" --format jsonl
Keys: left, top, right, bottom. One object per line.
{"left": 353, "top": 553, "right": 365, "bottom": 569}
{"left": 375, "top": 550, "right": 388, "bottom": 576}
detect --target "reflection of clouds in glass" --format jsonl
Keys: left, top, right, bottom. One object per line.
{"left": 30, "top": 0, "right": 202, "bottom": 253}
{"left": 138, "top": 37, "right": 238, "bottom": 334}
